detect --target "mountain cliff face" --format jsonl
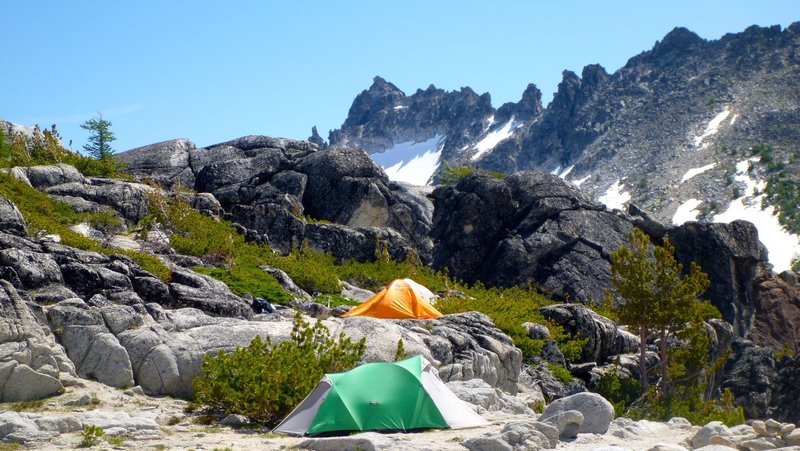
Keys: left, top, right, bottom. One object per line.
{"left": 328, "top": 23, "right": 800, "bottom": 271}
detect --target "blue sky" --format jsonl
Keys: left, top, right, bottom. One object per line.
{"left": 2, "top": 1, "right": 797, "bottom": 152}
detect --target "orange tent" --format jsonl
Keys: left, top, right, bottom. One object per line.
{"left": 342, "top": 279, "right": 443, "bottom": 320}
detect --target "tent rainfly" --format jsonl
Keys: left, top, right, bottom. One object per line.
{"left": 341, "top": 278, "right": 442, "bottom": 319}
{"left": 273, "top": 355, "right": 488, "bottom": 436}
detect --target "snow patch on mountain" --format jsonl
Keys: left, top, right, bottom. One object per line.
{"left": 598, "top": 180, "right": 631, "bottom": 210}
{"left": 551, "top": 165, "right": 576, "bottom": 179}
{"left": 672, "top": 199, "right": 703, "bottom": 224}
{"left": 572, "top": 175, "right": 591, "bottom": 187}
{"left": 373, "top": 135, "right": 445, "bottom": 186}
{"left": 693, "top": 107, "right": 731, "bottom": 148}
{"left": 712, "top": 158, "right": 800, "bottom": 272}
{"left": 680, "top": 163, "right": 717, "bottom": 183}
{"left": 472, "top": 116, "right": 519, "bottom": 161}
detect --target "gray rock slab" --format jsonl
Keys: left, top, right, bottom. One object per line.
{"left": 298, "top": 431, "right": 396, "bottom": 450}
{"left": 540, "top": 392, "right": 614, "bottom": 434}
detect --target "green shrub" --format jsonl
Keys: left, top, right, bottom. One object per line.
{"left": 547, "top": 363, "right": 574, "bottom": 384}
{"left": 436, "top": 284, "right": 555, "bottom": 359}
{"left": 763, "top": 169, "right": 800, "bottom": 234}
{"left": 86, "top": 210, "right": 124, "bottom": 235}
{"left": 394, "top": 339, "right": 408, "bottom": 361}
{"left": 195, "top": 265, "right": 291, "bottom": 304}
{"left": 265, "top": 245, "right": 341, "bottom": 294}
{"left": 558, "top": 337, "right": 588, "bottom": 362}
{"left": 435, "top": 161, "right": 477, "bottom": 185}
{"left": 594, "top": 365, "right": 643, "bottom": 417}
{"left": 2, "top": 399, "right": 45, "bottom": 412}
{"left": 191, "top": 312, "right": 366, "bottom": 426}
{"left": 433, "top": 161, "right": 507, "bottom": 185}
{"left": 627, "top": 387, "right": 744, "bottom": 426}
{"left": 751, "top": 144, "right": 774, "bottom": 165}
{"left": 314, "top": 294, "right": 359, "bottom": 308}
{"left": 0, "top": 125, "right": 127, "bottom": 178}
{"left": 79, "top": 425, "right": 105, "bottom": 448}
{"left": 337, "top": 253, "right": 445, "bottom": 293}
{"left": 106, "top": 435, "right": 130, "bottom": 446}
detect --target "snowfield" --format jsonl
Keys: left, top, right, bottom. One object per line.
{"left": 671, "top": 158, "right": 800, "bottom": 272}
{"left": 693, "top": 107, "right": 731, "bottom": 148}
{"left": 472, "top": 116, "right": 521, "bottom": 161}
{"left": 598, "top": 179, "right": 631, "bottom": 210}
{"left": 680, "top": 162, "right": 716, "bottom": 183}
{"left": 672, "top": 198, "right": 703, "bottom": 224}
{"left": 711, "top": 158, "right": 800, "bottom": 272}
{"left": 572, "top": 175, "right": 591, "bottom": 187}
{"left": 372, "top": 135, "right": 444, "bottom": 186}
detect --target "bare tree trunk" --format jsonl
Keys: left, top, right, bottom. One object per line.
{"left": 659, "top": 327, "right": 669, "bottom": 397}
{"left": 639, "top": 324, "right": 649, "bottom": 389}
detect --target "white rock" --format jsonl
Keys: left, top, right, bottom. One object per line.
{"left": 667, "top": 417, "right": 692, "bottom": 428}
{"left": 463, "top": 421, "right": 555, "bottom": 451}
{"left": 541, "top": 409, "right": 583, "bottom": 439}
{"left": 753, "top": 420, "right": 769, "bottom": 436}
{"left": 447, "top": 379, "right": 532, "bottom": 415}
{"left": 0, "top": 411, "right": 53, "bottom": 443}
{"left": 76, "top": 411, "right": 159, "bottom": 433}
{"left": 33, "top": 415, "right": 82, "bottom": 433}
{"left": 785, "top": 428, "right": 800, "bottom": 445}
{"left": 2, "top": 362, "right": 63, "bottom": 402}
{"left": 539, "top": 392, "right": 614, "bottom": 434}
{"left": 691, "top": 421, "right": 732, "bottom": 449}
{"left": 740, "top": 437, "right": 779, "bottom": 450}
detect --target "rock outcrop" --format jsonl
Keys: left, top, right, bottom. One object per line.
{"left": 341, "top": 312, "right": 523, "bottom": 394}
{"left": 463, "top": 420, "right": 558, "bottom": 451}
{"left": 0, "top": 196, "right": 28, "bottom": 237}
{"left": 750, "top": 272, "right": 800, "bottom": 351}
{"left": 429, "top": 171, "right": 633, "bottom": 303}
{"left": 668, "top": 220, "right": 768, "bottom": 337}
{"left": 0, "top": 280, "right": 74, "bottom": 402}
{"left": 118, "top": 137, "right": 435, "bottom": 263}
{"left": 721, "top": 339, "right": 800, "bottom": 423}
{"left": 540, "top": 303, "right": 639, "bottom": 364}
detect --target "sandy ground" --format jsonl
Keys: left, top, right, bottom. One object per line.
{"left": 13, "top": 379, "right": 698, "bottom": 451}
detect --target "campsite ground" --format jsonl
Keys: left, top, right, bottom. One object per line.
{"left": 15, "top": 378, "right": 699, "bottom": 450}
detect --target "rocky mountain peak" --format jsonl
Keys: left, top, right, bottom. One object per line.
{"left": 579, "top": 64, "right": 609, "bottom": 96}
{"left": 368, "top": 75, "right": 404, "bottom": 97}
{"left": 327, "top": 22, "right": 800, "bottom": 272}
{"left": 550, "top": 70, "right": 582, "bottom": 115}
{"left": 307, "top": 125, "right": 326, "bottom": 148}
{"left": 648, "top": 26, "right": 705, "bottom": 60}
{"left": 497, "top": 83, "right": 543, "bottom": 124}
{"left": 339, "top": 76, "right": 406, "bottom": 131}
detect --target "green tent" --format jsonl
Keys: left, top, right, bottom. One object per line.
{"left": 273, "top": 355, "right": 488, "bottom": 436}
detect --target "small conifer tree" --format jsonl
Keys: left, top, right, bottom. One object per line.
{"left": 80, "top": 113, "right": 116, "bottom": 159}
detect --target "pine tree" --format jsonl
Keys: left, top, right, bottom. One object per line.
{"left": 80, "top": 113, "right": 116, "bottom": 159}
{"left": 607, "top": 228, "right": 711, "bottom": 394}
